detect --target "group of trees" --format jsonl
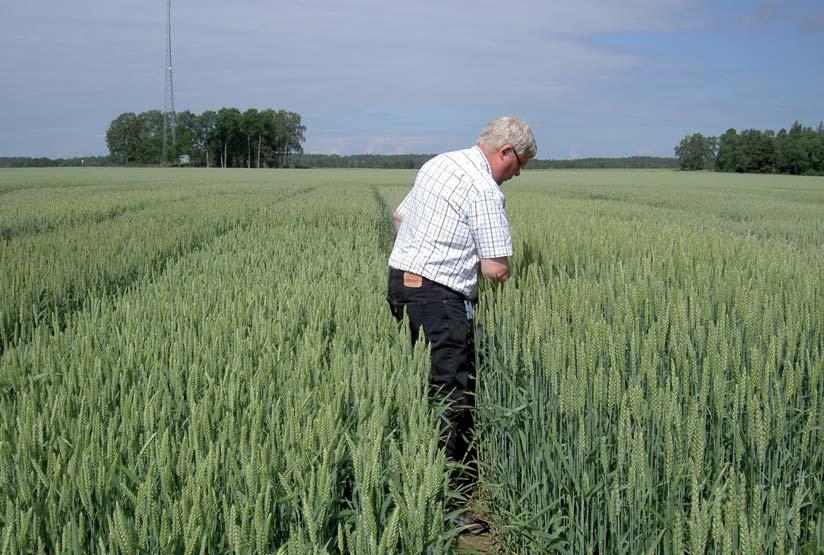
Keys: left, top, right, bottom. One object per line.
{"left": 675, "top": 121, "right": 824, "bottom": 175}
{"left": 105, "top": 108, "right": 305, "bottom": 167}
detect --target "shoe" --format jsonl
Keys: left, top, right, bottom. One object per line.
{"left": 454, "top": 512, "right": 490, "bottom": 535}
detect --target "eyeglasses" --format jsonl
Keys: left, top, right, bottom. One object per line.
{"left": 510, "top": 147, "right": 526, "bottom": 170}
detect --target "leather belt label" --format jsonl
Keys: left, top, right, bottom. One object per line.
{"left": 403, "top": 271, "right": 423, "bottom": 288}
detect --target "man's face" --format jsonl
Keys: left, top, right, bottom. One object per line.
{"left": 500, "top": 145, "right": 529, "bottom": 183}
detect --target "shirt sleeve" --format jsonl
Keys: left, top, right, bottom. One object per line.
{"left": 467, "top": 190, "right": 513, "bottom": 259}
{"left": 396, "top": 190, "right": 412, "bottom": 217}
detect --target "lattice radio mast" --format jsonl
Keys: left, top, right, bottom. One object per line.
{"left": 162, "top": 0, "right": 175, "bottom": 163}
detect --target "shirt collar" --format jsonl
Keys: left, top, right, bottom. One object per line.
{"left": 471, "top": 145, "right": 492, "bottom": 176}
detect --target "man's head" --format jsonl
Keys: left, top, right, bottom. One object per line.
{"left": 477, "top": 116, "right": 537, "bottom": 185}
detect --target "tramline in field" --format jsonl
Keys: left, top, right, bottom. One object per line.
{"left": 0, "top": 168, "right": 822, "bottom": 553}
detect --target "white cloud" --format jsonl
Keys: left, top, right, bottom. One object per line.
{"left": 741, "top": 0, "right": 792, "bottom": 27}
{"left": 2, "top": 0, "right": 820, "bottom": 158}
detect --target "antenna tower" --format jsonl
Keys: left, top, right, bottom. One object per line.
{"left": 162, "top": 0, "right": 175, "bottom": 163}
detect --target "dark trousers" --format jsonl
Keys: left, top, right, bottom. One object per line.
{"left": 386, "top": 268, "right": 477, "bottom": 484}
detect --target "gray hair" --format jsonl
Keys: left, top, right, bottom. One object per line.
{"left": 478, "top": 116, "right": 537, "bottom": 159}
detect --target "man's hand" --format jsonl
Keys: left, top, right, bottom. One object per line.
{"left": 480, "top": 257, "right": 510, "bottom": 283}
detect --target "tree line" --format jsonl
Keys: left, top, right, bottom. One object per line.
{"left": 295, "top": 154, "right": 678, "bottom": 170}
{"left": 525, "top": 156, "right": 678, "bottom": 170}
{"left": 105, "top": 108, "right": 306, "bottom": 167}
{"left": 675, "top": 121, "right": 824, "bottom": 175}
{"left": 1, "top": 152, "right": 678, "bottom": 170}
{"left": 296, "top": 153, "right": 430, "bottom": 169}
{"left": 0, "top": 156, "right": 113, "bottom": 168}
{"left": 1, "top": 153, "right": 678, "bottom": 170}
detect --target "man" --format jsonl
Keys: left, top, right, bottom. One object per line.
{"left": 386, "top": 116, "right": 536, "bottom": 530}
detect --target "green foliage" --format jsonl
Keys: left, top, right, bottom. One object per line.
{"left": 736, "top": 129, "right": 776, "bottom": 173}
{"left": 716, "top": 128, "right": 739, "bottom": 173}
{"left": 105, "top": 108, "right": 306, "bottom": 168}
{"left": 686, "top": 121, "right": 824, "bottom": 175}
{"left": 105, "top": 112, "right": 143, "bottom": 165}
{"left": 0, "top": 170, "right": 449, "bottom": 552}
{"left": 475, "top": 171, "right": 824, "bottom": 553}
{"left": 674, "top": 133, "right": 717, "bottom": 171}
{"left": 1, "top": 168, "right": 822, "bottom": 553}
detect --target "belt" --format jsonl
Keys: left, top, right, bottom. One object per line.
{"left": 389, "top": 268, "right": 469, "bottom": 301}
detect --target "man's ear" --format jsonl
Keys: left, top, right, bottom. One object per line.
{"left": 497, "top": 144, "right": 513, "bottom": 161}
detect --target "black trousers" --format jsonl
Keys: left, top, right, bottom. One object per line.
{"left": 386, "top": 268, "right": 477, "bottom": 478}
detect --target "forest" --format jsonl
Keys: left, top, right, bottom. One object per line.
{"left": 675, "top": 121, "right": 824, "bottom": 175}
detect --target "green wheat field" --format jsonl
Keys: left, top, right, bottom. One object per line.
{"left": 1, "top": 168, "right": 822, "bottom": 554}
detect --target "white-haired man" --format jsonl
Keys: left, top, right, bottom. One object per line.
{"left": 386, "top": 116, "right": 536, "bottom": 532}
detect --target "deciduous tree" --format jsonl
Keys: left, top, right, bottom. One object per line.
{"left": 674, "top": 133, "right": 716, "bottom": 171}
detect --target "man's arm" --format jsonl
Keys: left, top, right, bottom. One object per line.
{"left": 467, "top": 190, "right": 512, "bottom": 284}
{"left": 392, "top": 210, "right": 403, "bottom": 234}
{"left": 480, "top": 256, "right": 510, "bottom": 283}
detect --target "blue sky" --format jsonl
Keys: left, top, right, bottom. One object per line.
{"left": 1, "top": 0, "right": 822, "bottom": 158}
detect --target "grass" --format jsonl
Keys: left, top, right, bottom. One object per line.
{"left": 1, "top": 166, "right": 821, "bottom": 553}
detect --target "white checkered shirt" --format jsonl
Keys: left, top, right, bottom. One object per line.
{"left": 388, "top": 145, "right": 513, "bottom": 299}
